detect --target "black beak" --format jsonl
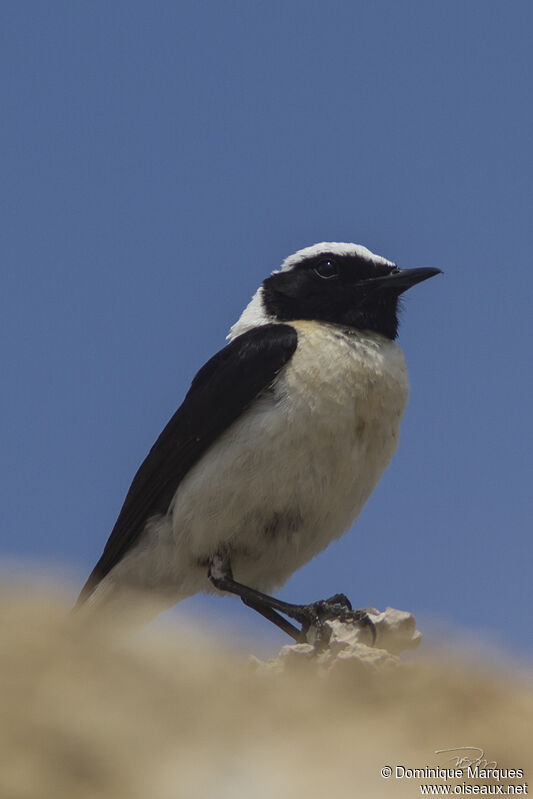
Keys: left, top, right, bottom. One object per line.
{"left": 366, "top": 267, "right": 443, "bottom": 295}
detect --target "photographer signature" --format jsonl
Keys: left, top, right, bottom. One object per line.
{"left": 435, "top": 747, "right": 497, "bottom": 769}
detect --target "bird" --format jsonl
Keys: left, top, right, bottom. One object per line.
{"left": 75, "top": 242, "right": 441, "bottom": 640}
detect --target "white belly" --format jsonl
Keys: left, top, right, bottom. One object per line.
{"left": 102, "top": 321, "right": 409, "bottom": 603}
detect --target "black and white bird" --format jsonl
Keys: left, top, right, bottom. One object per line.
{"left": 76, "top": 242, "right": 440, "bottom": 640}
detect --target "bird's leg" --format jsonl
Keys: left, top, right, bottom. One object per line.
{"left": 208, "top": 551, "right": 302, "bottom": 640}
{"left": 208, "top": 551, "right": 375, "bottom": 645}
{"left": 240, "top": 597, "right": 303, "bottom": 641}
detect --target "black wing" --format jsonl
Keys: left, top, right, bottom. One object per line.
{"left": 76, "top": 323, "right": 298, "bottom": 605}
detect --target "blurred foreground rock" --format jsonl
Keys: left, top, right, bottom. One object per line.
{"left": 0, "top": 584, "right": 531, "bottom": 799}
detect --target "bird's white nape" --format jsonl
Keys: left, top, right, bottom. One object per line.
{"left": 227, "top": 286, "right": 270, "bottom": 341}
{"left": 227, "top": 242, "right": 395, "bottom": 340}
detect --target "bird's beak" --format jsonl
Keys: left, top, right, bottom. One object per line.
{"left": 366, "top": 267, "right": 443, "bottom": 295}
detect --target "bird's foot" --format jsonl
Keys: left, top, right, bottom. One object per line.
{"left": 208, "top": 551, "right": 374, "bottom": 648}
{"left": 282, "top": 595, "right": 376, "bottom": 650}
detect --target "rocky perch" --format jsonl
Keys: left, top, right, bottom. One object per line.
{"left": 252, "top": 607, "right": 422, "bottom": 673}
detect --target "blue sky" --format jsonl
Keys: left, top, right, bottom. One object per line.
{"left": 2, "top": 1, "right": 532, "bottom": 655}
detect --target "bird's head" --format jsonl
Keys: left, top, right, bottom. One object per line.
{"left": 229, "top": 242, "right": 441, "bottom": 341}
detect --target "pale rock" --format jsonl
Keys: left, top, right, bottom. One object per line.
{"left": 251, "top": 607, "right": 422, "bottom": 674}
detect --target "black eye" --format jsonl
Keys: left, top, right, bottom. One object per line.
{"left": 313, "top": 259, "right": 339, "bottom": 279}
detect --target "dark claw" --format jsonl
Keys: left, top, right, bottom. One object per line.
{"left": 289, "top": 599, "right": 376, "bottom": 647}
{"left": 323, "top": 593, "right": 353, "bottom": 611}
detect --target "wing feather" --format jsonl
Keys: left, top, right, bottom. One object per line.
{"left": 76, "top": 324, "right": 297, "bottom": 604}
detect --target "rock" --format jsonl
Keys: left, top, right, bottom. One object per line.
{"left": 252, "top": 607, "right": 422, "bottom": 674}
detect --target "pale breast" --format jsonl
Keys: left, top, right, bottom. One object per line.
{"left": 276, "top": 320, "right": 409, "bottom": 531}
{"left": 164, "top": 321, "right": 409, "bottom": 591}
{"left": 285, "top": 321, "right": 409, "bottom": 434}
